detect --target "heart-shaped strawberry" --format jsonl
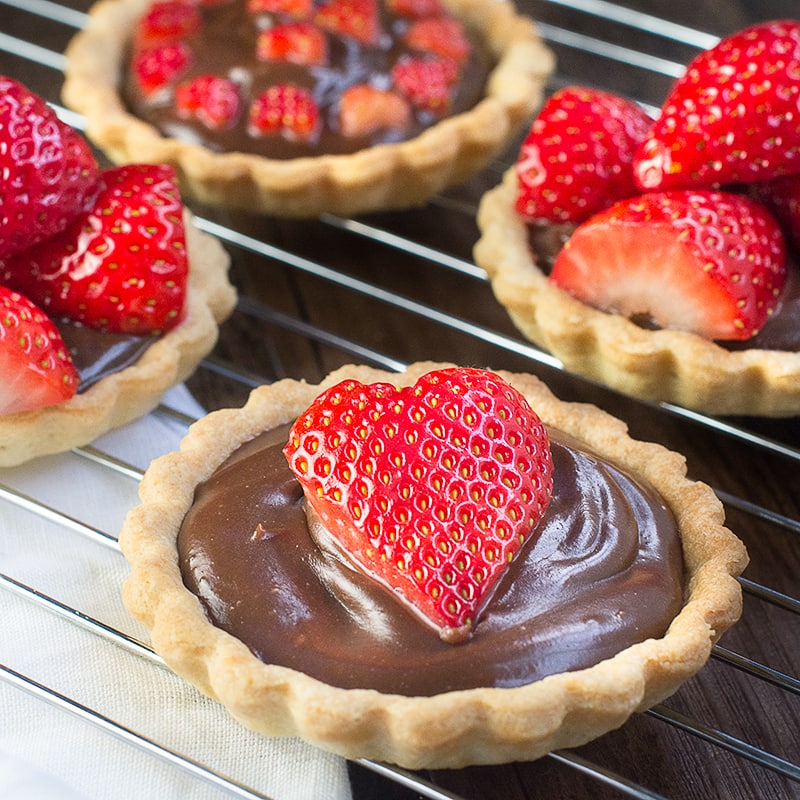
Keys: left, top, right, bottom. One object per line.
{"left": 284, "top": 368, "right": 554, "bottom": 643}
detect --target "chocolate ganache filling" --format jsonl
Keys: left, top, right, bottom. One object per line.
{"left": 55, "top": 319, "right": 157, "bottom": 392}
{"left": 123, "top": 0, "right": 492, "bottom": 160}
{"left": 178, "top": 422, "right": 684, "bottom": 697}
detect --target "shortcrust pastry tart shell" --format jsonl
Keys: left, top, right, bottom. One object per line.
{"left": 0, "top": 211, "right": 236, "bottom": 467}
{"left": 62, "top": 0, "right": 554, "bottom": 218}
{"left": 475, "top": 168, "right": 800, "bottom": 417}
{"left": 119, "top": 361, "right": 747, "bottom": 769}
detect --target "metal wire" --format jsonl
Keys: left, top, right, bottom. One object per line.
{"left": 0, "top": 1, "right": 798, "bottom": 798}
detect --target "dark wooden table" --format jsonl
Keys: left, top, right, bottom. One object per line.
{"left": 1, "top": 1, "right": 798, "bottom": 798}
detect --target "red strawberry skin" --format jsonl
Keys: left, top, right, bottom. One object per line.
{"left": 515, "top": 87, "right": 652, "bottom": 224}
{"left": 0, "top": 287, "right": 79, "bottom": 415}
{"left": 284, "top": 368, "right": 554, "bottom": 642}
{"left": 634, "top": 20, "right": 800, "bottom": 191}
{"left": 550, "top": 190, "right": 788, "bottom": 341}
{"left": 175, "top": 74, "right": 242, "bottom": 129}
{"left": 0, "top": 75, "right": 100, "bottom": 260}
{"left": 248, "top": 85, "right": 320, "bottom": 141}
{"left": 1, "top": 164, "right": 188, "bottom": 336}
{"left": 315, "top": 0, "right": 380, "bottom": 45}
{"left": 256, "top": 21, "right": 328, "bottom": 67}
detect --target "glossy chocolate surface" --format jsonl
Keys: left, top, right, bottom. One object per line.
{"left": 123, "top": 0, "right": 492, "bottom": 159}
{"left": 178, "top": 423, "right": 684, "bottom": 697}
{"left": 56, "top": 319, "right": 156, "bottom": 392}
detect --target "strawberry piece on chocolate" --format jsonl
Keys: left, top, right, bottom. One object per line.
{"left": 175, "top": 74, "right": 242, "bottom": 129}
{"left": 550, "top": 190, "right": 788, "bottom": 341}
{"left": 256, "top": 21, "right": 328, "bottom": 66}
{"left": 635, "top": 20, "right": 800, "bottom": 191}
{"left": 134, "top": 1, "right": 202, "bottom": 49}
{"left": 515, "top": 87, "right": 652, "bottom": 224}
{"left": 338, "top": 84, "right": 411, "bottom": 137}
{"left": 315, "top": 0, "right": 380, "bottom": 45}
{"left": 132, "top": 43, "right": 193, "bottom": 96}
{"left": 0, "top": 75, "right": 100, "bottom": 260}
{"left": 2, "top": 164, "right": 188, "bottom": 336}
{"left": 284, "top": 367, "right": 554, "bottom": 642}
{"left": 248, "top": 0, "right": 312, "bottom": 17}
{"left": 386, "top": 0, "right": 445, "bottom": 19}
{"left": 404, "top": 17, "right": 470, "bottom": 65}
{"left": 391, "top": 57, "right": 459, "bottom": 115}
{"left": 0, "top": 287, "right": 78, "bottom": 414}
{"left": 249, "top": 84, "right": 320, "bottom": 141}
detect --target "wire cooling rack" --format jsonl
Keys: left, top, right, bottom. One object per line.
{"left": 0, "top": 1, "right": 799, "bottom": 798}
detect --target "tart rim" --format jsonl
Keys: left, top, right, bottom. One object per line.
{"left": 474, "top": 167, "right": 800, "bottom": 417}
{"left": 119, "top": 361, "right": 747, "bottom": 769}
{"left": 0, "top": 209, "right": 236, "bottom": 468}
{"left": 61, "top": 0, "right": 555, "bottom": 218}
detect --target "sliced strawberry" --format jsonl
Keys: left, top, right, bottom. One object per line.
{"left": 131, "top": 42, "right": 193, "bottom": 96}
{"left": 515, "top": 87, "right": 652, "bottom": 224}
{"left": 0, "top": 76, "right": 100, "bottom": 260}
{"left": 754, "top": 174, "right": 800, "bottom": 252}
{"left": 1, "top": 164, "right": 188, "bottom": 336}
{"left": 550, "top": 190, "right": 788, "bottom": 341}
{"left": 175, "top": 74, "right": 242, "bottom": 129}
{"left": 315, "top": 0, "right": 380, "bottom": 45}
{"left": 248, "top": 85, "right": 320, "bottom": 141}
{"left": 0, "top": 287, "right": 79, "bottom": 415}
{"left": 391, "top": 57, "right": 458, "bottom": 115}
{"left": 386, "top": 0, "right": 445, "bottom": 19}
{"left": 404, "top": 18, "right": 470, "bottom": 65}
{"left": 256, "top": 21, "right": 328, "bottom": 66}
{"left": 284, "top": 368, "right": 554, "bottom": 642}
{"left": 247, "top": 0, "right": 312, "bottom": 17}
{"left": 133, "top": 1, "right": 202, "bottom": 50}
{"left": 338, "top": 84, "right": 410, "bottom": 137}
{"left": 635, "top": 20, "right": 800, "bottom": 191}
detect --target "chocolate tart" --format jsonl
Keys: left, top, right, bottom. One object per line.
{"left": 61, "top": 0, "right": 553, "bottom": 218}
{"left": 0, "top": 211, "right": 235, "bottom": 467}
{"left": 475, "top": 168, "right": 800, "bottom": 417}
{"left": 119, "top": 361, "right": 747, "bottom": 769}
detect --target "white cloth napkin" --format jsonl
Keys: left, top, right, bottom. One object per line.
{"left": 0, "top": 385, "right": 353, "bottom": 800}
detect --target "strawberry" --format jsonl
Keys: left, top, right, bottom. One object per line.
{"left": 256, "top": 21, "right": 328, "bottom": 66}
{"left": 247, "top": 0, "right": 312, "bottom": 16}
{"left": 391, "top": 57, "right": 458, "bottom": 115}
{"left": 1, "top": 164, "right": 188, "bottom": 336}
{"left": 175, "top": 74, "right": 242, "bottom": 129}
{"left": 315, "top": 0, "right": 380, "bottom": 45}
{"left": 131, "top": 42, "right": 193, "bottom": 96}
{"left": 248, "top": 85, "right": 320, "bottom": 141}
{"left": 0, "top": 287, "right": 79, "bottom": 415}
{"left": 634, "top": 20, "right": 800, "bottom": 191}
{"left": 338, "top": 84, "right": 410, "bottom": 137}
{"left": 386, "top": 0, "right": 445, "bottom": 19}
{"left": 754, "top": 174, "right": 800, "bottom": 251}
{"left": 514, "top": 87, "right": 652, "bottom": 224}
{"left": 133, "top": 1, "right": 202, "bottom": 50}
{"left": 0, "top": 76, "right": 99, "bottom": 260}
{"left": 404, "top": 18, "right": 470, "bottom": 65}
{"left": 284, "top": 368, "right": 554, "bottom": 642}
{"left": 549, "top": 190, "right": 788, "bottom": 341}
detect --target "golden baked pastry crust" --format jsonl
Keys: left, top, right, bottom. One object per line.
{"left": 119, "top": 361, "right": 747, "bottom": 769}
{"left": 0, "top": 211, "right": 235, "bottom": 467}
{"left": 61, "top": 0, "right": 554, "bottom": 218}
{"left": 475, "top": 168, "right": 800, "bottom": 417}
